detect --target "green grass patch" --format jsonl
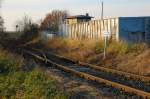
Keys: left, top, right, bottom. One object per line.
{"left": 0, "top": 49, "right": 68, "bottom": 99}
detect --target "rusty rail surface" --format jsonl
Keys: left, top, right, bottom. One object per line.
{"left": 44, "top": 51, "right": 150, "bottom": 83}
{"left": 79, "top": 62, "right": 150, "bottom": 82}
{"left": 23, "top": 50, "right": 150, "bottom": 99}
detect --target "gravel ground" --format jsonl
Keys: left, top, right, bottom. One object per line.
{"left": 44, "top": 66, "right": 117, "bottom": 99}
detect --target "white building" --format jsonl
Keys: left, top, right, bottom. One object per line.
{"left": 40, "top": 31, "right": 57, "bottom": 42}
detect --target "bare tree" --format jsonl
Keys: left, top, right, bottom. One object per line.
{"left": 16, "top": 15, "right": 39, "bottom": 43}
{"left": 0, "top": 16, "right": 4, "bottom": 33}
{"left": 0, "top": 0, "right": 4, "bottom": 33}
{"left": 40, "top": 10, "right": 69, "bottom": 32}
{"left": 16, "top": 15, "right": 33, "bottom": 32}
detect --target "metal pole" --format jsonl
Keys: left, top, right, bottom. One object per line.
{"left": 101, "top": 1, "right": 104, "bottom": 20}
{"left": 101, "top": 1, "right": 106, "bottom": 59}
{"left": 103, "top": 36, "right": 107, "bottom": 59}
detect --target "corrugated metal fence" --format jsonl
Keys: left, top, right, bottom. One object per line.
{"left": 59, "top": 18, "right": 119, "bottom": 40}
{"left": 145, "top": 18, "right": 150, "bottom": 44}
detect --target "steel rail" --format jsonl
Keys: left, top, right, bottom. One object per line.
{"left": 24, "top": 50, "right": 150, "bottom": 99}
{"left": 42, "top": 50, "right": 150, "bottom": 83}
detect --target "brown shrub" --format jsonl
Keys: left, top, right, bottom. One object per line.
{"left": 45, "top": 38, "right": 149, "bottom": 75}
{"left": 117, "top": 50, "right": 150, "bottom": 76}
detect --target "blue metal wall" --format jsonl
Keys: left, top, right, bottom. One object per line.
{"left": 59, "top": 16, "right": 150, "bottom": 43}
{"left": 119, "top": 17, "right": 146, "bottom": 43}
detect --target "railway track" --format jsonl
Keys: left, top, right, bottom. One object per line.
{"left": 29, "top": 48, "right": 150, "bottom": 81}
{"left": 23, "top": 49, "right": 150, "bottom": 99}
{"left": 46, "top": 51, "right": 150, "bottom": 83}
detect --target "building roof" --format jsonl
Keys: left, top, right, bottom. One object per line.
{"left": 66, "top": 14, "right": 94, "bottom": 19}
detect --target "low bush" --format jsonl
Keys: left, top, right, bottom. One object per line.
{"left": 0, "top": 49, "right": 68, "bottom": 99}
{"left": 47, "top": 38, "right": 147, "bottom": 60}
{"left": 106, "top": 41, "right": 132, "bottom": 55}
{"left": 45, "top": 38, "right": 149, "bottom": 75}
{"left": 0, "top": 72, "right": 26, "bottom": 98}
{"left": 23, "top": 68, "right": 66, "bottom": 99}
{"left": 94, "top": 41, "right": 104, "bottom": 54}
{"left": 0, "top": 49, "right": 22, "bottom": 74}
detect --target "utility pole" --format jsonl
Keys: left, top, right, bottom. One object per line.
{"left": 100, "top": 1, "right": 107, "bottom": 59}
{"left": 101, "top": 1, "right": 104, "bottom": 20}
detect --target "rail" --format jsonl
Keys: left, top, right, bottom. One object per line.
{"left": 23, "top": 49, "right": 150, "bottom": 99}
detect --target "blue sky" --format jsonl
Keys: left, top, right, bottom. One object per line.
{"left": 1, "top": 0, "right": 150, "bottom": 31}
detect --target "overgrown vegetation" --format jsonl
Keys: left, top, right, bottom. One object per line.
{"left": 0, "top": 16, "right": 4, "bottom": 33}
{"left": 45, "top": 38, "right": 150, "bottom": 76}
{"left": 15, "top": 15, "right": 39, "bottom": 44}
{"left": 40, "top": 10, "right": 69, "bottom": 32}
{"left": 0, "top": 48, "right": 68, "bottom": 99}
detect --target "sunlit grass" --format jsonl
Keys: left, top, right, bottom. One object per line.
{"left": 0, "top": 47, "right": 68, "bottom": 99}
{"left": 46, "top": 38, "right": 149, "bottom": 75}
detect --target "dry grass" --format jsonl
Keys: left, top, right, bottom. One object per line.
{"left": 117, "top": 50, "right": 150, "bottom": 76}
{"left": 45, "top": 38, "right": 150, "bottom": 76}
{"left": 46, "top": 38, "right": 98, "bottom": 62}
{"left": 0, "top": 47, "right": 24, "bottom": 69}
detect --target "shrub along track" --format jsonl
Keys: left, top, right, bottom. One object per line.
{"left": 1, "top": 37, "right": 149, "bottom": 99}
{"left": 21, "top": 48, "right": 150, "bottom": 99}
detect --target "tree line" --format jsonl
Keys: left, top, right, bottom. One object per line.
{"left": 16, "top": 10, "right": 69, "bottom": 33}
{"left": 0, "top": 9, "right": 69, "bottom": 44}
{"left": 0, "top": 16, "right": 4, "bottom": 33}
{"left": 15, "top": 10, "right": 69, "bottom": 43}
{"left": 0, "top": 0, "right": 4, "bottom": 33}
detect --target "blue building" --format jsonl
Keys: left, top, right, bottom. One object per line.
{"left": 118, "top": 17, "right": 150, "bottom": 43}
{"left": 59, "top": 16, "right": 150, "bottom": 43}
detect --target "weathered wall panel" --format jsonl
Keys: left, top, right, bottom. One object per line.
{"left": 58, "top": 17, "right": 150, "bottom": 43}
{"left": 119, "top": 17, "right": 149, "bottom": 43}
{"left": 145, "top": 18, "right": 150, "bottom": 44}
{"left": 60, "top": 18, "right": 119, "bottom": 40}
